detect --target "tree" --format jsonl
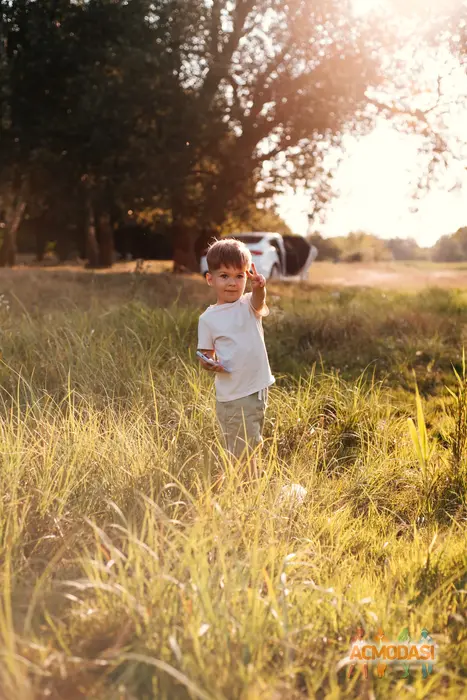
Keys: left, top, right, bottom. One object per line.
{"left": 164, "top": 0, "right": 394, "bottom": 271}
{"left": 0, "top": 0, "right": 191, "bottom": 267}
{"left": 452, "top": 226, "right": 467, "bottom": 257}
{"left": 307, "top": 233, "right": 341, "bottom": 262}
{"left": 368, "top": 1, "right": 467, "bottom": 196}
{"left": 6, "top": 0, "right": 453, "bottom": 271}
{"left": 387, "top": 237, "right": 427, "bottom": 261}
{"left": 432, "top": 234, "right": 465, "bottom": 262}
{"left": 430, "top": 226, "right": 467, "bottom": 263}
{"left": 338, "top": 231, "right": 392, "bottom": 262}
{"left": 222, "top": 203, "right": 292, "bottom": 237}
{"left": 38, "top": 0, "right": 182, "bottom": 268}
{"left": 0, "top": 0, "right": 32, "bottom": 266}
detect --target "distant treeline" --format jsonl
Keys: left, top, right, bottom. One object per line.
{"left": 309, "top": 228, "right": 467, "bottom": 263}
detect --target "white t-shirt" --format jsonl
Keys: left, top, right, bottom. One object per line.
{"left": 198, "top": 292, "right": 275, "bottom": 402}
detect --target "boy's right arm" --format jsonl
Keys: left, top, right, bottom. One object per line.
{"left": 197, "top": 317, "right": 226, "bottom": 372}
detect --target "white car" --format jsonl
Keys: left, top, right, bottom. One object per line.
{"left": 200, "top": 232, "right": 318, "bottom": 281}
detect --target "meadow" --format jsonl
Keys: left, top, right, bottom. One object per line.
{"left": 0, "top": 263, "right": 465, "bottom": 700}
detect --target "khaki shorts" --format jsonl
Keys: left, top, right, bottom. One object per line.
{"left": 216, "top": 389, "right": 269, "bottom": 459}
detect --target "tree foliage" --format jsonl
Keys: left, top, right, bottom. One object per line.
{"left": 432, "top": 227, "right": 467, "bottom": 262}
{"left": 1, "top": 0, "right": 463, "bottom": 270}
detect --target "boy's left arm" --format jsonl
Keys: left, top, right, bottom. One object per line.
{"left": 251, "top": 283, "right": 266, "bottom": 314}
{"left": 247, "top": 263, "right": 267, "bottom": 315}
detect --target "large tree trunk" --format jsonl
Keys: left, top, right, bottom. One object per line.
{"left": 194, "top": 161, "right": 250, "bottom": 263}
{"left": 35, "top": 234, "right": 46, "bottom": 263}
{"left": 84, "top": 194, "right": 100, "bottom": 268}
{"left": 171, "top": 197, "right": 226, "bottom": 273}
{"left": 194, "top": 225, "right": 218, "bottom": 260}
{"left": 0, "top": 197, "right": 26, "bottom": 267}
{"left": 172, "top": 221, "right": 199, "bottom": 273}
{"left": 35, "top": 217, "right": 48, "bottom": 262}
{"left": 170, "top": 161, "right": 246, "bottom": 273}
{"left": 97, "top": 211, "right": 114, "bottom": 267}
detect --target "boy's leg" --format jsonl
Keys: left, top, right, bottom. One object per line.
{"left": 242, "top": 392, "right": 267, "bottom": 481}
{"left": 214, "top": 400, "right": 231, "bottom": 490}
{"left": 249, "top": 388, "right": 268, "bottom": 480}
{"left": 216, "top": 391, "right": 268, "bottom": 483}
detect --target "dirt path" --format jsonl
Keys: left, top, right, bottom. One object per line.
{"left": 307, "top": 262, "right": 467, "bottom": 289}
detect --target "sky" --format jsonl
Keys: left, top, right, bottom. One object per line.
{"left": 277, "top": 123, "right": 467, "bottom": 247}
{"left": 277, "top": 0, "right": 467, "bottom": 247}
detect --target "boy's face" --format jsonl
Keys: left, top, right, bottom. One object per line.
{"left": 206, "top": 264, "right": 249, "bottom": 304}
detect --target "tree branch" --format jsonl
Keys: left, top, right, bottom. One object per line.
{"left": 200, "top": 0, "right": 256, "bottom": 108}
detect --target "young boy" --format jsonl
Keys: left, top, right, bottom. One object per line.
{"left": 197, "top": 238, "right": 275, "bottom": 479}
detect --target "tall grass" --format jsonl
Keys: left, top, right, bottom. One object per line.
{"left": 0, "top": 273, "right": 465, "bottom": 699}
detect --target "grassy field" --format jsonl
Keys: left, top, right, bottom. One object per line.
{"left": 0, "top": 264, "right": 465, "bottom": 699}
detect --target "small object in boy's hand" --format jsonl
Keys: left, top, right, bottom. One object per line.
{"left": 196, "top": 351, "right": 231, "bottom": 372}
{"left": 196, "top": 350, "right": 218, "bottom": 365}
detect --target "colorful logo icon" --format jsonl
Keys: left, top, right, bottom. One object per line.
{"left": 347, "top": 626, "right": 436, "bottom": 679}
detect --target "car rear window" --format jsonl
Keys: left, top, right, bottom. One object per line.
{"left": 232, "top": 235, "right": 264, "bottom": 244}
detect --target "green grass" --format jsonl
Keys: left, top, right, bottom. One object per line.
{"left": 0, "top": 272, "right": 465, "bottom": 699}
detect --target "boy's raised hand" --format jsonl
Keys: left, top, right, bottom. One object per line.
{"left": 246, "top": 262, "right": 266, "bottom": 288}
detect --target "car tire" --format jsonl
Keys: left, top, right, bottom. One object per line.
{"left": 269, "top": 264, "right": 281, "bottom": 280}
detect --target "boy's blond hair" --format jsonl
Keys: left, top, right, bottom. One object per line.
{"left": 206, "top": 238, "right": 252, "bottom": 273}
